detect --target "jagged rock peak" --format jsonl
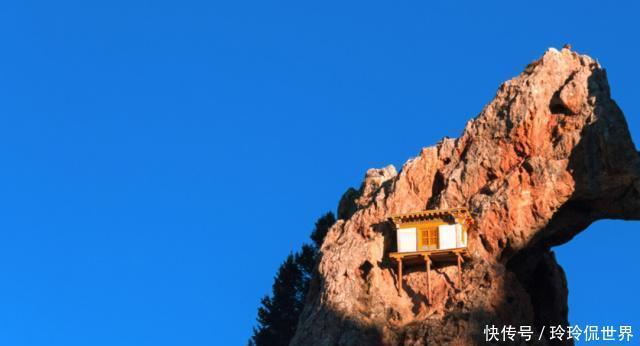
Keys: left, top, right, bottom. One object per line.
{"left": 292, "top": 48, "right": 640, "bottom": 345}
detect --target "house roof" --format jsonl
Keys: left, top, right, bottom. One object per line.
{"left": 389, "top": 207, "right": 473, "bottom": 225}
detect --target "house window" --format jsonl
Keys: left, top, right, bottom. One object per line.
{"left": 419, "top": 227, "right": 439, "bottom": 250}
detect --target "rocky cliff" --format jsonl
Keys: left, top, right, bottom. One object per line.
{"left": 291, "top": 47, "right": 640, "bottom": 345}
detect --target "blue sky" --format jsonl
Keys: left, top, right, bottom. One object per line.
{"left": 0, "top": 1, "right": 638, "bottom": 345}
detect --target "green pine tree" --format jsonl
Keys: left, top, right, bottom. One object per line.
{"left": 310, "top": 212, "right": 336, "bottom": 248}
{"left": 250, "top": 212, "right": 336, "bottom": 346}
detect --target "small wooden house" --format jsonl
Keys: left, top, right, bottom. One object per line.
{"left": 388, "top": 207, "right": 473, "bottom": 298}
{"left": 391, "top": 207, "right": 471, "bottom": 253}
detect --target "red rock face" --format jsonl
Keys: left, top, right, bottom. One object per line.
{"left": 291, "top": 48, "right": 640, "bottom": 345}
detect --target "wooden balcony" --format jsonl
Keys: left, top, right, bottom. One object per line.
{"left": 389, "top": 247, "right": 468, "bottom": 300}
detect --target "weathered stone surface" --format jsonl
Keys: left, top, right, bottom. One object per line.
{"left": 292, "top": 47, "right": 640, "bottom": 345}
